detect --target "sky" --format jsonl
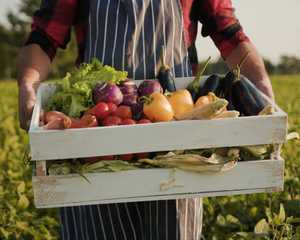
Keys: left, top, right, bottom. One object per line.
{"left": 1, "top": 0, "right": 300, "bottom": 63}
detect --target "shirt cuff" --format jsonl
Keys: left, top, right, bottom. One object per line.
{"left": 25, "top": 29, "right": 57, "bottom": 61}
{"left": 210, "top": 24, "right": 250, "bottom": 59}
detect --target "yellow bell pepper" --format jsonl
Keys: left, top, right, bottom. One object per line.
{"left": 166, "top": 89, "right": 194, "bottom": 119}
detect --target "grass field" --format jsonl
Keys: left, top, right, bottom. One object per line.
{"left": 0, "top": 75, "right": 299, "bottom": 239}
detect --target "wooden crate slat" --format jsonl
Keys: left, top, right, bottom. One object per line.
{"left": 33, "top": 159, "right": 284, "bottom": 208}
{"left": 29, "top": 114, "right": 287, "bottom": 160}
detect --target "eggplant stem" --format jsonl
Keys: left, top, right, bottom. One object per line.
{"left": 160, "top": 46, "right": 167, "bottom": 68}
{"left": 192, "top": 56, "right": 211, "bottom": 89}
{"left": 233, "top": 51, "right": 250, "bottom": 81}
{"left": 239, "top": 51, "right": 251, "bottom": 69}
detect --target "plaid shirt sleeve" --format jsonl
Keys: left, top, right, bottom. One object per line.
{"left": 191, "top": 0, "right": 249, "bottom": 59}
{"left": 25, "top": 0, "right": 79, "bottom": 61}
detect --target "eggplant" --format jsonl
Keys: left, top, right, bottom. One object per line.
{"left": 218, "top": 71, "right": 236, "bottom": 110}
{"left": 187, "top": 56, "right": 211, "bottom": 101}
{"left": 217, "top": 52, "right": 268, "bottom": 115}
{"left": 198, "top": 74, "right": 221, "bottom": 98}
{"left": 240, "top": 76, "right": 268, "bottom": 109}
{"left": 157, "top": 47, "right": 176, "bottom": 92}
{"left": 232, "top": 76, "right": 268, "bottom": 115}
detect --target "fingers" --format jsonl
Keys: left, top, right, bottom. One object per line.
{"left": 18, "top": 86, "right": 37, "bottom": 131}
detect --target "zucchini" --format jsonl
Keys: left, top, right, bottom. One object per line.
{"left": 187, "top": 57, "right": 211, "bottom": 101}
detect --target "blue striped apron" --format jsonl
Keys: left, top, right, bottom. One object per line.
{"left": 59, "top": 0, "right": 203, "bottom": 239}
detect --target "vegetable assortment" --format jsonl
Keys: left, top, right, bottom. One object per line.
{"left": 44, "top": 58, "right": 250, "bottom": 130}
{"left": 42, "top": 56, "right": 278, "bottom": 176}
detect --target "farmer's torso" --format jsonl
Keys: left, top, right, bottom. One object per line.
{"left": 84, "top": 0, "right": 193, "bottom": 79}
{"left": 59, "top": 0, "right": 202, "bottom": 240}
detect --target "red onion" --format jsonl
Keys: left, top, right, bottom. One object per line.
{"left": 92, "top": 83, "right": 123, "bottom": 105}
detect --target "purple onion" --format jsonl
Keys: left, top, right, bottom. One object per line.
{"left": 119, "top": 79, "right": 138, "bottom": 95}
{"left": 138, "top": 80, "right": 163, "bottom": 97}
{"left": 118, "top": 79, "right": 138, "bottom": 106}
{"left": 122, "top": 93, "right": 138, "bottom": 106}
{"left": 92, "top": 83, "right": 123, "bottom": 105}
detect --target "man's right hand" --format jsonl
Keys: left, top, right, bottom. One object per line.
{"left": 17, "top": 44, "right": 51, "bottom": 131}
{"left": 18, "top": 81, "right": 39, "bottom": 131}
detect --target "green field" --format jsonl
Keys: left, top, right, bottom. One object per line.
{"left": 0, "top": 76, "right": 299, "bottom": 239}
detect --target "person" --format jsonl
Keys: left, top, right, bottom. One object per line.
{"left": 18, "top": 0, "right": 274, "bottom": 239}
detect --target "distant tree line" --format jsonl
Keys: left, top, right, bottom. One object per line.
{"left": 199, "top": 56, "right": 300, "bottom": 76}
{"left": 0, "top": 0, "right": 300, "bottom": 80}
{"left": 0, "top": 0, "right": 77, "bottom": 80}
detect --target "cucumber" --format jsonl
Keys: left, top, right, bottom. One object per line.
{"left": 187, "top": 57, "right": 211, "bottom": 101}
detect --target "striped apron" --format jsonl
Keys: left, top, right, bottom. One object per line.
{"left": 59, "top": 0, "right": 203, "bottom": 239}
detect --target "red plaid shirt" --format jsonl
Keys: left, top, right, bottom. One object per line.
{"left": 26, "top": 0, "right": 249, "bottom": 64}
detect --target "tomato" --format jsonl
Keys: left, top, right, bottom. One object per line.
{"left": 80, "top": 114, "right": 98, "bottom": 127}
{"left": 143, "top": 92, "right": 174, "bottom": 122}
{"left": 86, "top": 102, "right": 110, "bottom": 120}
{"left": 119, "top": 154, "right": 134, "bottom": 161}
{"left": 107, "top": 102, "right": 118, "bottom": 115}
{"left": 102, "top": 116, "right": 122, "bottom": 126}
{"left": 66, "top": 114, "right": 98, "bottom": 129}
{"left": 114, "top": 105, "right": 132, "bottom": 119}
{"left": 167, "top": 89, "right": 194, "bottom": 119}
{"left": 137, "top": 119, "right": 152, "bottom": 124}
{"left": 121, "top": 118, "right": 136, "bottom": 125}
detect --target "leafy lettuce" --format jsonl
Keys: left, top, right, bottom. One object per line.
{"left": 46, "top": 58, "right": 128, "bottom": 118}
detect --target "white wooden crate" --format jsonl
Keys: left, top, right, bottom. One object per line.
{"left": 33, "top": 159, "right": 284, "bottom": 208}
{"left": 29, "top": 77, "right": 287, "bottom": 161}
{"left": 29, "top": 77, "right": 287, "bottom": 208}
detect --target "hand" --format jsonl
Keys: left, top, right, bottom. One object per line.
{"left": 18, "top": 82, "right": 39, "bottom": 131}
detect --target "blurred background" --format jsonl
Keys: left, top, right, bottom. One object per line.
{"left": 0, "top": 1, "right": 299, "bottom": 240}
{"left": 0, "top": 0, "right": 300, "bottom": 79}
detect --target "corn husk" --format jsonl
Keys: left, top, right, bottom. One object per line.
{"left": 214, "top": 110, "right": 240, "bottom": 119}
{"left": 48, "top": 163, "right": 72, "bottom": 175}
{"left": 258, "top": 105, "right": 275, "bottom": 115}
{"left": 139, "top": 152, "right": 238, "bottom": 173}
{"left": 176, "top": 99, "right": 228, "bottom": 120}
